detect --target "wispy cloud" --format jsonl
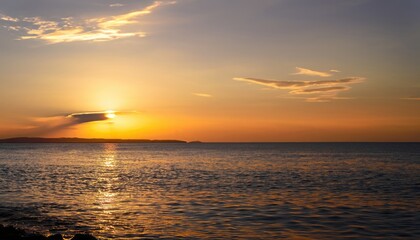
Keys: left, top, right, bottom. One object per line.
{"left": 234, "top": 77, "right": 364, "bottom": 89}
{"left": 0, "top": 14, "right": 19, "bottom": 22}
{"left": 234, "top": 75, "right": 365, "bottom": 102}
{"left": 401, "top": 97, "right": 420, "bottom": 101}
{"left": 289, "top": 86, "right": 350, "bottom": 95}
{"left": 110, "top": 3, "right": 124, "bottom": 7}
{"left": 0, "top": 1, "right": 175, "bottom": 43}
{"left": 193, "top": 93, "right": 213, "bottom": 98}
{"left": 305, "top": 96, "right": 351, "bottom": 103}
{"left": 292, "top": 67, "right": 332, "bottom": 77}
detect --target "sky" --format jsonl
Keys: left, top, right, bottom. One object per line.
{"left": 0, "top": 0, "right": 419, "bottom": 142}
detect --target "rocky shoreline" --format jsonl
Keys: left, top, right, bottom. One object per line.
{"left": 0, "top": 225, "right": 98, "bottom": 240}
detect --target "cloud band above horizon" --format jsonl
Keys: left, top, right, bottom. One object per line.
{"left": 234, "top": 76, "right": 365, "bottom": 102}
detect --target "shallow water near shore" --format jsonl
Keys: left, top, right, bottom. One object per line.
{"left": 0, "top": 143, "right": 419, "bottom": 239}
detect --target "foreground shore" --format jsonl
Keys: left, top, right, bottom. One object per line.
{"left": 0, "top": 225, "right": 98, "bottom": 240}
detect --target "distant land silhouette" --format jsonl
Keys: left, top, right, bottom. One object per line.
{"left": 0, "top": 137, "right": 192, "bottom": 143}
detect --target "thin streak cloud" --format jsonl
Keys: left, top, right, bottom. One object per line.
{"left": 110, "top": 4, "right": 124, "bottom": 7}
{"left": 193, "top": 93, "right": 213, "bottom": 98}
{"left": 0, "top": 1, "right": 175, "bottom": 43}
{"left": 290, "top": 86, "right": 350, "bottom": 95}
{"left": 401, "top": 97, "right": 420, "bottom": 101}
{"left": 305, "top": 96, "right": 351, "bottom": 103}
{"left": 292, "top": 67, "right": 332, "bottom": 77}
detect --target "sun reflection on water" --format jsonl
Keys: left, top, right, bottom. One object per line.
{"left": 102, "top": 143, "right": 116, "bottom": 167}
{"left": 95, "top": 143, "right": 119, "bottom": 235}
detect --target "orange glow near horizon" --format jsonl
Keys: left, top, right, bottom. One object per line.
{"left": 31, "top": 108, "right": 418, "bottom": 142}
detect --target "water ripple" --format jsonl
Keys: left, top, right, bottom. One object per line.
{"left": 0, "top": 143, "right": 419, "bottom": 239}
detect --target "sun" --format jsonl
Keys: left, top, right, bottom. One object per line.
{"left": 105, "top": 110, "right": 116, "bottom": 119}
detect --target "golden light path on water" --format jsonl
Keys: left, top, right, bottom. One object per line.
{"left": 74, "top": 143, "right": 284, "bottom": 239}
{"left": 96, "top": 143, "right": 118, "bottom": 235}
{"left": 89, "top": 143, "right": 209, "bottom": 239}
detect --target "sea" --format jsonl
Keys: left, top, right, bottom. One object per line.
{"left": 0, "top": 143, "right": 419, "bottom": 239}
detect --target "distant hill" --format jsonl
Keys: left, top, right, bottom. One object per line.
{"left": 0, "top": 137, "right": 187, "bottom": 143}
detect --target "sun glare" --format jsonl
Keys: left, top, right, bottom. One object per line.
{"left": 105, "top": 110, "right": 116, "bottom": 119}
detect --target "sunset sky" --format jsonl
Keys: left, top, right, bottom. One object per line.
{"left": 0, "top": 0, "right": 419, "bottom": 141}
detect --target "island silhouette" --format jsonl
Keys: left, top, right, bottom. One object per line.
{"left": 0, "top": 137, "right": 190, "bottom": 143}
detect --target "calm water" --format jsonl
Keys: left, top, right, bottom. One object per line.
{"left": 0, "top": 143, "right": 419, "bottom": 239}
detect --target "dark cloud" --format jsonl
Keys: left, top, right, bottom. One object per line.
{"left": 67, "top": 112, "right": 109, "bottom": 123}
{"left": 13, "top": 110, "right": 137, "bottom": 136}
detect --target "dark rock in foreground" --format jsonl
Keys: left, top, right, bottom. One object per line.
{"left": 71, "top": 234, "right": 97, "bottom": 240}
{"left": 0, "top": 225, "right": 26, "bottom": 239}
{"left": 21, "top": 233, "right": 48, "bottom": 240}
{"left": 47, "top": 234, "right": 64, "bottom": 240}
{"left": 0, "top": 225, "right": 96, "bottom": 240}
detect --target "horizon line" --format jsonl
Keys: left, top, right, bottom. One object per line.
{"left": 0, "top": 137, "right": 418, "bottom": 144}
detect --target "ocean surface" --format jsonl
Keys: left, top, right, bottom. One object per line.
{"left": 0, "top": 143, "right": 419, "bottom": 239}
